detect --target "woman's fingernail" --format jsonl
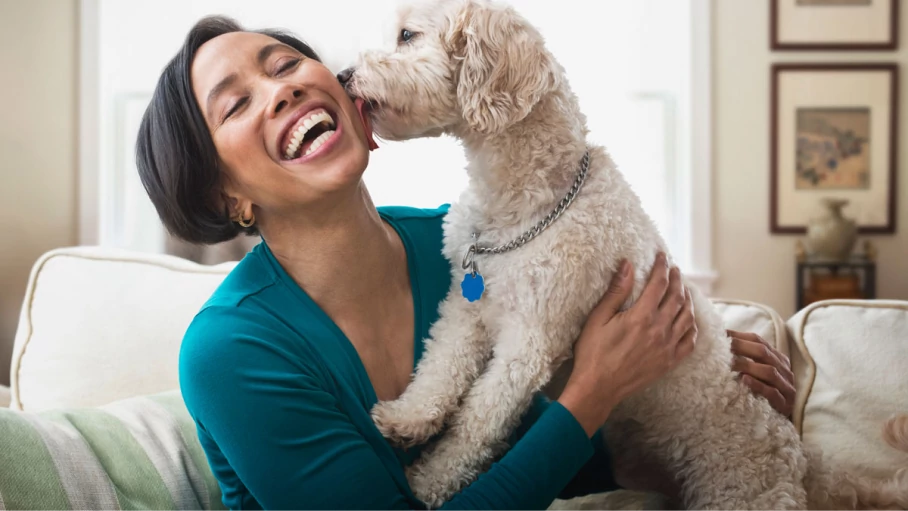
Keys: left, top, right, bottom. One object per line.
{"left": 621, "top": 260, "right": 630, "bottom": 276}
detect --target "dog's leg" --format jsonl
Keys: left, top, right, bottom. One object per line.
{"left": 371, "top": 290, "right": 489, "bottom": 448}
{"left": 596, "top": 284, "right": 811, "bottom": 511}
{"left": 405, "top": 320, "right": 567, "bottom": 507}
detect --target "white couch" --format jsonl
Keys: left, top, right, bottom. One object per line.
{"left": 3, "top": 246, "right": 907, "bottom": 509}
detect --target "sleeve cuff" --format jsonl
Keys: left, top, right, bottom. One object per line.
{"left": 510, "top": 400, "right": 596, "bottom": 489}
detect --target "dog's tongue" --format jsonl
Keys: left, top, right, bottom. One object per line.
{"left": 355, "top": 98, "right": 379, "bottom": 151}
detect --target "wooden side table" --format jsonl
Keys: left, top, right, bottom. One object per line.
{"left": 795, "top": 241, "right": 877, "bottom": 310}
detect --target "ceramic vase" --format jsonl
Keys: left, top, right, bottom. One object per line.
{"left": 805, "top": 198, "right": 857, "bottom": 261}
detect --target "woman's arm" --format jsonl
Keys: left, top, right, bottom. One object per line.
{"left": 181, "top": 254, "right": 696, "bottom": 510}
{"left": 510, "top": 394, "right": 620, "bottom": 500}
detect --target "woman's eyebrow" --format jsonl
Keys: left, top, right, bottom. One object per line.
{"left": 206, "top": 73, "right": 238, "bottom": 121}
{"left": 256, "top": 42, "right": 293, "bottom": 66}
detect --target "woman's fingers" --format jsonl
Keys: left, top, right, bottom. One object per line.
{"left": 658, "top": 266, "right": 685, "bottom": 318}
{"left": 635, "top": 253, "right": 671, "bottom": 312}
{"left": 729, "top": 332, "right": 794, "bottom": 387}
{"left": 673, "top": 322, "right": 698, "bottom": 364}
{"left": 729, "top": 329, "right": 791, "bottom": 370}
{"left": 741, "top": 375, "right": 791, "bottom": 417}
{"left": 732, "top": 356, "right": 796, "bottom": 417}
{"left": 588, "top": 260, "right": 635, "bottom": 326}
{"left": 669, "top": 287, "right": 695, "bottom": 342}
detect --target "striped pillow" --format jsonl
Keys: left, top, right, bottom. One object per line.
{"left": 0, "top": 390, "right": 224, "bottom": 510}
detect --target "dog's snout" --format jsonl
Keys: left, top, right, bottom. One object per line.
{"left": 337, "top": 67, "right": 355, "bottom": 87}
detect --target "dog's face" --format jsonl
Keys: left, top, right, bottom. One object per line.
{"left": 343, "top": 0, "right": 560, "bottom": 141}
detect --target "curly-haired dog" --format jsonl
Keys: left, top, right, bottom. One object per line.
{"left": 343, "top": 0, "right": 908, "bottom": 508}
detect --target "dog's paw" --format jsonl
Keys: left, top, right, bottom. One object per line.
{"left": 371, "top": 400, "right": 446, "bottom": 449}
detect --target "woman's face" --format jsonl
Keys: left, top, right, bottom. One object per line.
{"left": 191, "top": 31, "right": 374, "bottom": 224}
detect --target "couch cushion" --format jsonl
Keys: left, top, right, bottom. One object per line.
{"left": 0, "top": 389, "right": 224, "bottom": 510}
{"left": 711, "top": 298, "right": 788, "bottom": 355}
{"left": 787, "top": 299, "right": 908, "bottom": 478}
{"left": 10, "top": 247, "right": 234, "bottom": 412}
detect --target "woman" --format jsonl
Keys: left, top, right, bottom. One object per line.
{"left": 136, "top": 16, "right": 796, "bottom": 511}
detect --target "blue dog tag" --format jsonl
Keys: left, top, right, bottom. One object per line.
{"left": 461, "top": 273, "right": 485, "bottom": 302}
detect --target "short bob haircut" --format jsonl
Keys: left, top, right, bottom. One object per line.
{"left": 135, "top": 16, "right": 321, "bottom": 244}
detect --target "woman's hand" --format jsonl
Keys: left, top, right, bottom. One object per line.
{"left": 557, "top": 253, "right": 698, "bottom": 436}
{"left": 729, "top": 329, "right": 796, "bottom": 419}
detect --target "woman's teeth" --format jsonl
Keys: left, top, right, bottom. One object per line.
{"left": 284, "top": 110, "right": 336, "bottom": 160}
{"left": 305, "top": 130, "right": 335, "bottom": 157}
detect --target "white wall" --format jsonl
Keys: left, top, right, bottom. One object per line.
{"left": 0, "top": 0, "right": 79, "bottom": 385}
{"left": 712, "top": 0, "right": 908, "bottom": 316}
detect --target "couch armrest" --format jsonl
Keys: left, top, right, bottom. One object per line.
{"left": 0, "top": 385, "right": 10, "bottom": 408}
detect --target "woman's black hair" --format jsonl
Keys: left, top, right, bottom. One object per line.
{"left": 135, "top": 15, "right": 321, "bottom": 244}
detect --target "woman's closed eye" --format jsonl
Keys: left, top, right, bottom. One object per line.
{"left": 222, "top": 96, "right": 249, "bottom": 124}
{"left": 274, "top": 57, "right": 302, "bottom": 76}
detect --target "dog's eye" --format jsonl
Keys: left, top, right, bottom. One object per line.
{"left": 399, "top": 29, "right": 417, "bottom": 44}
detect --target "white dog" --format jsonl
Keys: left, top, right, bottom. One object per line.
{"left": 343, "top": 0, "right": 908, "bottom": 508}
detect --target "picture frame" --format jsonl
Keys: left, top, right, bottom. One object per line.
{"left": 770, "top": 63, "right": 898, "bottom": 234}
{"left": 770, "top": 0, "right": 899, "bottom": 51}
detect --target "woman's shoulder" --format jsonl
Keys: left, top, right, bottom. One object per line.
{"left": 378, "top": 204, "right": 450, "bottom": 253}
{"left": 179, "top": 246, "right": 298, "bottom": 380}
{"left": 377, "top": 203, "right": 450, "bottom": 222}
{"left": 178, "top": 292, "right": 324, "bottom": 418}
{"left": 197, "top": 242, "right": 280, "bottom": 310}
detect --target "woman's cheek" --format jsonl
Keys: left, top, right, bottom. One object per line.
{"left": 217, "top": 122, "right": 261, "bottom": 171}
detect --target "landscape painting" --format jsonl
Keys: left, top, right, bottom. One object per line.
{"left": 795, "top": 107, "right": 870, "bottom": 190}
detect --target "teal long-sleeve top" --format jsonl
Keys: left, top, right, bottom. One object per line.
{"left": 179, "top": 205, "right": 620, "bottom": 510}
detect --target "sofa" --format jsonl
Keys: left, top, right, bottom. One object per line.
{"left": 1, "top": 246, "right": 906, "bottom": 510}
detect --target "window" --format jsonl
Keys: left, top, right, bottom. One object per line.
{"left": 81, "top": 0, "right": 715, "bottom": 292}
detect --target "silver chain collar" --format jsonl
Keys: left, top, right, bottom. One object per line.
{"left": 462, "top": 150, "right": 591, "bottom": 275}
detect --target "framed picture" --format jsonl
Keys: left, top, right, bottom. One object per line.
{"left": 771, "top": 0, "right": 899, "bottom": 50}
{"left": 771, "top": 63, "right": 898, "bottom": 234}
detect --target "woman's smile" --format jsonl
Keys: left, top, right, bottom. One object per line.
{"left": 277, "top": 100, "right": 344, "bottom": 164}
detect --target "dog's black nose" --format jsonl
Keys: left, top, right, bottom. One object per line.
{"left": 337, "top": 67, "right": 355, "bottom": 86}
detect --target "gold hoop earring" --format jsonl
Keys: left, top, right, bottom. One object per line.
{"left": 237, "top": 213, "right": 255, "bottom": 228}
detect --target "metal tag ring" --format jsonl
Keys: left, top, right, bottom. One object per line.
{"left": 462, "top": 245, "right": 476, "bottom": 271}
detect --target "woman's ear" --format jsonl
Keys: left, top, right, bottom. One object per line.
{"left": 218, "top": 172, "right": 254, "bottom": 224}
{"left": 219, "top": 191, "right": 252, "bottom": 224}
{"left": 449, "top": 1, "right": 560, "bottom": 134}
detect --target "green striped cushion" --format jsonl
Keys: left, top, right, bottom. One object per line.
{"left": 0, "top": 390, "right": 225, "bottom": 510}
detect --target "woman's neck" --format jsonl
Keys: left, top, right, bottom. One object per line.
{"left": 261, "top": 184, "right": 409, "bottom": 316}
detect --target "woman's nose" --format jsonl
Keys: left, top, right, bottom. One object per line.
{"left": 270, "top": 88, "right": 303, "bottom": 116}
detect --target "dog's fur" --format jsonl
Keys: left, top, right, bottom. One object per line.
{"left": 344, "top": 0, "right": 908, "bottom": 508}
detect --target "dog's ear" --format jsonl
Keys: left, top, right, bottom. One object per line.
{"left": 447, "top": 0, "right": 559, "bottom": 134}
